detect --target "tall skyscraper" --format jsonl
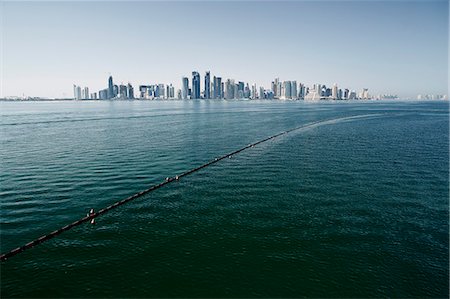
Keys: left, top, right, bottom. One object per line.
{"left": 282, "top": 81, "right": 292, "bottom": 99}
{"left": 332, "top": 83, "right": 338, "bottom": 99}
{"left": 259, "top": 87, "right": 265, "bottom": 99}
{"left": 213, "top": 76, "right": 222, "bottom": 99}
{"left": 192, "top": 71, "right": 200, "bottom": 99}
{"left": 168, "top": 84, "right": 175, "bottom": 99}
{"left": 291, "top": 81, "right": 297, "bottom": 99}
{"left": 204, "top": 71, "right": 211, "bottom": 99}
{"left": 225, "top": 79, "right": 234, "bottom": 99}
{"left": 82, "top": 87, "right": 89, "bottom": 99}
{"left": 299, "top": 83, "right": 305, "bottom": 99}
{"left": 127, "top": 83, "right": 134, "bottom": 99}
{"left": 108, "top": 76, "right": 114, "bottom": 99}
{"left": 343, "top": 88, "right": 349, "bottom": 100}
{"left": 73, "top": 85, "right": 77, "bottom": 99}
{"left": 118, "top": 84, "right": 126, "bottom": 98}
{"left": 251, "top": 84, "right": 257, "bottom": 99}
{"left": 361, "top": 88, "right": 369, "bottom": 99}
{"left": 273, "top": 78, "right": 279, "bottom": 97}
{"left": 76, "top": 86, "right": 82, "bottom": 100}
{"left": 157, "top": 84, "right": 165, "bottom": 98}
{"left": 99, "top": 89, "right": 108, "bottom": 100}
{"left": 181, "top": 77, "right": 189, "bottom": 99}
{"left": 73, "top": 85, "right": 83, "bottom": 100}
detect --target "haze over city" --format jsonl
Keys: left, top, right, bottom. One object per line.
{"left": 1, "top": 0, "right": 448, "bottom": 98}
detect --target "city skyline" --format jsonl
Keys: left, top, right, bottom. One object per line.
{"left": 72, "top": 72, "right": 391, "bottom": 100}
{"left": 1, "top": 1, "right": 448, "bottom": 98}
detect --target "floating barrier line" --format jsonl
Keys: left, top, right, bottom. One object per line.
{"left": 0, "top": 114, "right": 381, "bottom": 262}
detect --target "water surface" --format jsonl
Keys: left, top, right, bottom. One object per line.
{"left": 1, "top": 100, "right": 448, "bottom": 297}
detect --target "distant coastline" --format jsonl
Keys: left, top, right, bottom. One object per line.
{"left": 0, "top": 98, "right": 447, "bottom": 102}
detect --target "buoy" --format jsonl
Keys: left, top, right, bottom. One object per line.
{"left": 175, "top": 175, "right": 179, "bottom": 180}
{"left": 90, "top": 219, "right": 95, "bottom": 225}
{"left": 165, "top": 177, "right": 169, "bottom": 182}
{"left": 90, "top": 209, "right": 94, "bottom": 214}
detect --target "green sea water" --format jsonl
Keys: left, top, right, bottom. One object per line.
{"left": 0, "top": 100, "right": 448, "bottom": 297}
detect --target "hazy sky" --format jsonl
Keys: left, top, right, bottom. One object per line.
{"left": 1, "top": 0, "right": 448, "bottom": 98}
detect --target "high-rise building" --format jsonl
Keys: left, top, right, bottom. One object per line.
{"left": 157, "top": 84, "right": 165, "bottom": 98}
{"left": 181, "top": 77, "right": 189, "bottom": 99}
{"left": 282, "top": 81, "right": 292, "bottom": 99}
{"left": 165, "top": 84, "right": 174, "bottom": 99}
{"left": 213, "top": 76, "right": 222, "bottom": 99}
{"left": 113, "top": 85, "right": 118, "bottom": 98}
{"left": 298, "top": 83, "right": 305, "bottom": 99}
{"left": 73, "top": 84, "right": 82, "bottom": 100}
{"left": 225, "top": 79, "right": 234, "bottom": 99}
{"left": 119, "top": 84, "right": 127, "bottom": 98}
{"left": 192, "top": 71, "right": 200, "bottom": 99}
{"left": 251, "top": 84, "right": 257, "bottom": 99}
{"left": 259, "top": 87, "right": 265, "bottom": 99}
{"left": 273, "top": 78, "right": 279, "bottom": 97}
{"left": 204, "top": 71, "right": 211, "bottom": 99}
{"left": 139, "top": 85, "right": 148, "bottom": 99}
{"left": 291, "top": 81, "right": 297, "bottom": 99}
{"left": 99, "top": 89, "right": 108, "bottom": 100}
{"left": 332, "top": 83, "right": 338, "bottom": 99}
{"left": 76, "top": 86, "right": 82, "bottom": 100}
{"left": 343, "top": 89, "right": 349, "bottom": 100}
{"left": 82, "top": 87, "right": 89, "bottom": 99}
{"left": 108, "top": 76, "right": 114, "bottom": 99}
{"left": 361, "top": 88, "right": 369, "bottom": 99}
{"left": 127, "top": 83, "right": 134, "bottom": 99}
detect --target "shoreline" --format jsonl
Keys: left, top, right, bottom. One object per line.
{"left": 0, "top": 98, "right": 445, "bottom": 102}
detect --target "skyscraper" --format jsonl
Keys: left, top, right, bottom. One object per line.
{"left": 168, "top": 84, "right": 175, "bottom": 99}
{"left": 73, "top": 85, "right": 83, "bottom": 100}
{"left": 225, "top": 79, "right": 234, "bottom": 99}
{"left": 82, "top": 87, "right": 89, "bottom": 99}
{"left": 192, "top": 71, "right": 200, "bottom": 99}
{"left": 108, "top": 76, "right": 114, "bottom": 99}
{"left": 282, "top": 81, "right": 292, "bottom": 99}
{"left": 213, "top": 76, "right": 222, "bottom": 99}
{"left": 73, "top": 85, "right": 77, "bottom": 99}
{"left": 259, "top": 87, "right": 265, "bottom": 99}
{"left": 332, "top": 83, "right": 338, "bottom": 99}
{"left": 99, "top": 89, "right": 108, "bottom": 100}
{"left": 127, "top": 83, "right": 134, "bottom": 99}
{"left": 76, "top": 86, "right": 82, "bottom": 100}
{"left": 73, "top": 84, "right": 80, "bottom": 100}
{"left": 204, "top": 71, "right": 211, "bottom": 99}
{"left": 291, "top": 81, "right": 297, "bottom": 99}
{"left": 113, "top": 85, "right": 119, "bottom": 98}
{"left": 251, "top": 84, "right": 257, "bottom": 99}
{"left": 120, "top": 85, "right": 128, "bottom": 98}
{"left": 181, "top": 77, "right": 189, "bottom": 99}
{"left": 273, "top": 78, "right": 279, "bottom": 97}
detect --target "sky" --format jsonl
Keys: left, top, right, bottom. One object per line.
{"left": 1, "top": 0, "right": 448, "bottom": 98}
